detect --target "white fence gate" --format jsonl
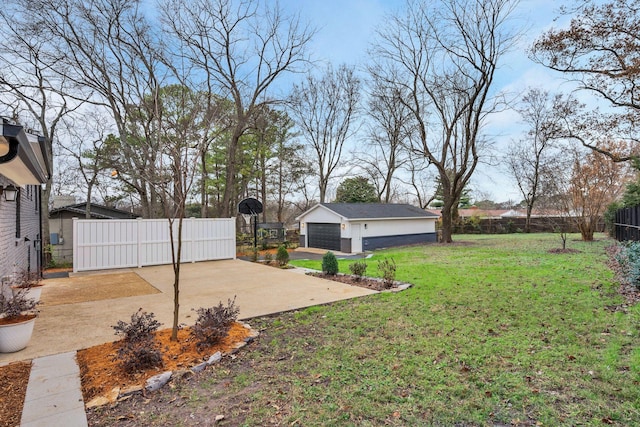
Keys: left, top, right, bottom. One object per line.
{"left": 73, "top": 218, "right": 236, "bottom": 272}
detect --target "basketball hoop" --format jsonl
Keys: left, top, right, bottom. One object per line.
{"left": 241, "top": 213, "right": 252, "bottom": 224}
{"left": 238, "top": 197, "right": 263, "bottom": 249}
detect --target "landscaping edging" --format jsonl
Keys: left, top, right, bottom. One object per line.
{"left": 85, "top": 323, "right": 260, "bottom": 409}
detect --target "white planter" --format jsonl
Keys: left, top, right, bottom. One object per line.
{"left": 0, "top": 316, "right": 36, "bottom": 353}
{"left": 11, "top": 286, "right": 42, "bottom": 303}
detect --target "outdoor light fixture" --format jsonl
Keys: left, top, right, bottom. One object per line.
{"left": 0, "top": 136, "right": 9, "bottom": 157}
{"left": 1, "top": 184, "right": 18, "bottom": 202}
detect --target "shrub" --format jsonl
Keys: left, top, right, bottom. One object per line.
{"left": 322, "top": 251, "right": 339, "bottom": 275}
{"left": 0, "top": 288, "right": 38, "bottom": 320}
{"left": 264, "top": 252, "right": 274, "bottom": 263}
{"left": 377, "top": 257, "right": 397, "bottom": 288}
{"left": 615, "top": 241, "right": 640, "bottom": 287}
{"left": 276, "top": 245, "right": 289, "bottom": 266}
{"left": 349, "top": 259, "right": 367, "bottom": 280}
{"left": 112, "top": 309, "right": 163, "bottom": 373}
{"left": 191, "top": 297, "right": 240, "bottom": 349}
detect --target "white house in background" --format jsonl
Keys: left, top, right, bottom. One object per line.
{"left": 296, "top": 203, "right": 439, "bottom": 254}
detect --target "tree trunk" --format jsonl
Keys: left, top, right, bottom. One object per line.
{"left": 440, "top": 201, "right": 454, "bottom": 243}
{"left": 525, "top": 205, "right": 533, "bottom": 233}
{"left": 221, "top": 127, "right": 243, "bottom": 217}
{"left": 200, "top": 151, "right": 208, "bottom": 218}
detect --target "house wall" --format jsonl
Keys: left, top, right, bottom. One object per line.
{"left": 343, "top": 218, "right": 435, "bottom": 238}
{"left": 346, "top": 218, "right": 437, "bottom": 252}
{"left": 0, "top": 176, "right": 41, "bottom": 285}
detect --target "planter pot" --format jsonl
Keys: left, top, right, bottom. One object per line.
{"left": 0, "top": 315, "right": 36, "bottom": 353}
{"left": 11, "top": 286, "right": 42, "bottom": 303}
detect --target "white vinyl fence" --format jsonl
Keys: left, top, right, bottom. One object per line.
{"left": 73, "top": 218, "right": 236, "bottom": 272}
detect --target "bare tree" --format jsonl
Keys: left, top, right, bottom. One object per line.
{"left": 0, "top": 2, "right": 87, "bottom": 265}
{"left": 55, "top": 110, "right": 115, "bottom": 217}
{"left": 505, "top": 88, "right": 581, "bottom": 232}
{"left": 359, "top": 78, "right": 412, "bottom": 203}
{"left": 530, "top": 0, "right": 640, "bottom": 162}
{"left": 370, "top": 0, "right": 519, "bottom": 243}
{"left": 154, "top": 85, "right": 208, "bottom": 340}
{"left": 160, "top": 0, "right": 314, "bottom": 217}
{"left": 288, "top": 64, "right": 361, "bottom": 203}
{"left": 21, "top": 0, "right": 169, "bottom": 218}
{"left": 398, "top": 153, "right": 436, "bottom": 209}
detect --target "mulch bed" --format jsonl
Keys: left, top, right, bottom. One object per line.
{"left": 0, "top": 361, "right": 31, "bottom": 426}
{"left": 306, "top": 271, "right": 408, "bottom": 292}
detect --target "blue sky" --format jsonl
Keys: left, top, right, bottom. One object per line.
{"left": 279, "top": 0, "right": 576, "bottom": 203}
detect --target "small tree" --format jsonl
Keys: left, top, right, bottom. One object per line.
{"left": 322, "top": 251, "right": 339, "bottom": 275}
{"left": 276, "top": 245, "right": 289, "bottom": 267}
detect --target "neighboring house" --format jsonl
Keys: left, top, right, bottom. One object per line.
{"left": 48, "top": 202, "right": 139, "bottom": 263}
{"left": 0, "top": 120, "right": 50, "bottom": 283}
{"left": 296, "top": 203, "right": 439, "bottom": 253}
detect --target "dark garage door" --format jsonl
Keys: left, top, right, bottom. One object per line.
{"left": 308, "top": 223, "right": 341, "bottom": 251}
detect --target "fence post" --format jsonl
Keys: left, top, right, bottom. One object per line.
{"left": 191, "top": 217, "right": 196, "bottom": 263}
{"left": 72, "top": 217, "right": 78, "bottom": 273}
{"left": 137, "top": 217, "right": 143, "bottom": 268}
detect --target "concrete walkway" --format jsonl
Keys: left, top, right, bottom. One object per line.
{"left": 20, "top": 352, "right": 87, "bottom": 427}
{"left": 2, "top": 259, "right": 377, "bottom": 425}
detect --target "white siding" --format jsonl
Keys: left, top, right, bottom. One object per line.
{"left": 353, "top": 218, "right": 436, "bottom": 238}
{"left": 73, "top": 218, "right": 236, "bottom": 272}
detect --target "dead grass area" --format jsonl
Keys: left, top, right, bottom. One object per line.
{"left": 0, "top": 361, "right": 31, "bottom": 427}
{"left": 77, "top": 322, "right": 250, "bottom": 403}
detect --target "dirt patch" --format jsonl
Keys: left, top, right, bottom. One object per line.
{"left": 42, "top": 272, "right": 161, "bottom": 306}
{"left": 548, "top": 248, "right": 581, "bottom": 254}
{"left": 78, "top": 322, "right": 251, "bottom": 403}
{"left": 0, "top": 361, "right": 30, "bottom": 426}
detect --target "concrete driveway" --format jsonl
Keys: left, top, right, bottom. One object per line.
{"left": 0, "top": 260, "right": 376, "bottom": 365}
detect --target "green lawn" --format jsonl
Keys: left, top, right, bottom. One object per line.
{"left": 282, "top": 234, "right": 640, "bottom": 425}
{"left": 92, "top": 233, "right": 640, "bottom": 426}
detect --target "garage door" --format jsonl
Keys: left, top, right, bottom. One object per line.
{"left": 308, "top": 223, "right": 341, "bottom": 251}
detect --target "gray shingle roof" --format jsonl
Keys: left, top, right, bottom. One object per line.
{"left": 320, "top": 203, "right": 438, "bottom": 219}
{"left": 49, "top": 202, "right": 138, "bottom": 219}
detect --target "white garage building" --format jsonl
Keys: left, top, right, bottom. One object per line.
{"left": 296, "top": 203, "right": 439, "bottom": 254}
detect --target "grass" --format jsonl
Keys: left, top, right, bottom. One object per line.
{"left": 279, "top": 234, "right": 640, "bottom": 425}
{"left": 91, "top": 233, "right": 640, "bottom": 426}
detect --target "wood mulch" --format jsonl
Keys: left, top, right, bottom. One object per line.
{"left": 0, "top": 361, "right": 31, "bottom": 427}
{"left": 78, "top": 322, "right": 251, "bottom": 404}
{"left": 306, "top": 271, "right": 406, "bottom": 292}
